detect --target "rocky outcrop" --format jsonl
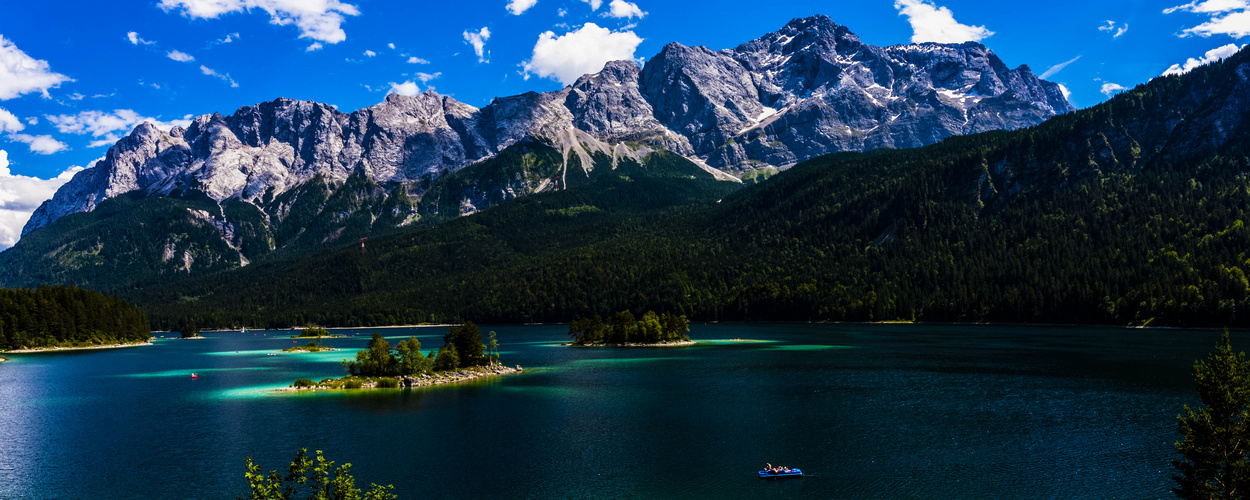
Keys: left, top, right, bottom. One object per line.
{"left": 22, "top": 15, "right": 1072, "bottom": 238}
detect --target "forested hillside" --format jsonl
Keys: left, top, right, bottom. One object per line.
{"left": 126, "top": 46, "right": 1250, "bottom": 329}
{"left": 0, "top": 286, "right": 150, "bottom": 350}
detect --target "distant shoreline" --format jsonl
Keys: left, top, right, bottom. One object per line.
{"left": 565, "top": 340, "right": 696, "bottom": 347}
{"left": 2, "top": 341, "right": 154, "bottom": 354}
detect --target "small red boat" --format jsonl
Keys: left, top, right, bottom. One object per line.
{"left": 191, "top": 373, "right": 198, "bottom": 379}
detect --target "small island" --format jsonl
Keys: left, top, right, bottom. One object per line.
{"left": 565, "top": 310, "right": 692, "bottom": 346}
{"left": 283, "top": 338, "right": 339, "bottom": 353}
{"left": 289, "top": 326, "right": 345, "bottom": 339}
{"left": 283, "top": 321, "right": 516, "bottom": 391}
{"left": 180, "top": 322, "right": 204, "bottom": 339}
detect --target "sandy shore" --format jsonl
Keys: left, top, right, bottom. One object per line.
{"left": 275, "top": 364, "right": 522, "bottom": 392}
{"left": 3, "top": 341, "right": 154, "bottom": 354}
{"left": 565, "top": 340, "right": 696, "bottom": 347}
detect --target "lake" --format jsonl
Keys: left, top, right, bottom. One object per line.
{"left": 0, "top": 323, "right": 1222, "bottom": 499}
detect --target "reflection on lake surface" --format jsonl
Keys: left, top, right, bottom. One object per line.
{"left": 0, "top": 323, "right": 1222, "bottom": 498}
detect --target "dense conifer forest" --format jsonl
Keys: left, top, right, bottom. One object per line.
{"left": 126, "top": 48, "right": 1250, "bottom": 330}
{"left": 9, "top": 46, "right": 1250, "bottom": 332}
{"left": 0, "top": 286, "right": 150, "bottom": 350}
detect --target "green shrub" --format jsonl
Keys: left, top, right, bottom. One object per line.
{"left": 376, "top": 378, "right": 400, "bottom": 388}
{"left": 292, "top": 378, "right": 315, "bottom": 388}
{"left": 344, "top": 378, "right": 363, "bottom": 389}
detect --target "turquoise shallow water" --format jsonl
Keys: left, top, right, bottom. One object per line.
{"left": 0, "top": 323, "right": 1222, "bottom": 498}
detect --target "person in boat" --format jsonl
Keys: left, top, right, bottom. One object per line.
{"left": 765, "top": 463, "right": 775, "bottom": 474}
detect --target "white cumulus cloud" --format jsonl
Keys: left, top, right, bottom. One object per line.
{"left": 388, "top": 81, "right": 420, "bottom": 96}
{"left": 0, "top": 150, "right": 85, "bottom": 248}
{"left": 582, "top": 0, "right": 602, "bottom": 10}
{"left": 46, "top": 109, "right": 193, "bottom": 141}
{"left": 1166, "top": 0, "right": 1250, "bottom": 38}
{"left": 8, "top": 134, "right": 68, "bottom": 155}
{"left": 1100, "top": 82, "right": 1129, "bottom": 97}
{"left": 522, "top": 23, "right": 643, "bottom": 85}
{"left": 1058, "top": 84, "right": 1072, "bottom": 101}
{"left": 606, "top": 0, "right": 645, "bottom": 18}
{"left": 416, "top": 72, "right": 441, "bottom": 83}
{"left": 0, "top": 107, "right": 24, "bottom": 133}
{"left": 407, "top": 56, "right": 430, "bottom": 64}
{"left": 893, "top": 0, "right": 994, "bottom": 44}
{"left": 306, "top": 42, "right": 323, "bottom": 52}
{"left": 1163, "top": 43, "right": 1246, "bottom": 75}
{"left": 157, "top": 0, "right": 362, "bottom": 44}
{"left": 507, "top": 0, "right": 538, "bottom": 15}
{"left": 0, "top": 35, "right": 72, "bottom": 100}
{"left": 167, "top": 50, "right": 196, "bottom": 62}
{"left": 464, "top": 27, "right": 491, "bottom": 63}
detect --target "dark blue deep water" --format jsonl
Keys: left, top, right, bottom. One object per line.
{"left": 0, "top": 323, "right": 1226, "bottom": 499}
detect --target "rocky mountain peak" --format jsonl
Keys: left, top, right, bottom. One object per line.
{"left": 20, "top": 14, "right": 1077, "bottom": 239}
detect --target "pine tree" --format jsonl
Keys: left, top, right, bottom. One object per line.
{"left": 1175, "top": 331, "right": 1250, "bottom": 499}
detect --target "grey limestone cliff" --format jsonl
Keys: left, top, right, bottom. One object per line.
{"left": 22, "top": 14, "right": 1072, "bottom": 239}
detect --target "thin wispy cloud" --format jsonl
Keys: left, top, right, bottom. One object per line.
{"left": 1098, "top": 20, "right": 1129, "bottom": 38}
{"left": 166, "top": 50, "right": 195, "bottom": 62}
{"left": 1040, "top": 55, "right": 1081, "bottom": 79}
{"left": 200, "top": 65, "right": 239, "bottom": 87}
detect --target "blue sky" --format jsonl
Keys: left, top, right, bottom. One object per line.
{"left": 0, "top": 0, "right": 1247, "bottom": 248}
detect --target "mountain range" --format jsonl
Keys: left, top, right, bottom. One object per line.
{"left": 22, "top": 14, "right": 1235, "bottom": 329}
{"left": 94, "top": 39, "right": 1245, "bottom": 329}
{"left": 18, "top": 15, "right": 1069, "bottom": 247}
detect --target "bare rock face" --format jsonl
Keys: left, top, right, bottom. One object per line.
{"left": 21, "top": 14, "right": 1074, "bottom": 238}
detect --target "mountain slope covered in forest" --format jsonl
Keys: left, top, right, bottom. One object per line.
{"left": 129, "top": 46, "right": 1250, "bottom": 329}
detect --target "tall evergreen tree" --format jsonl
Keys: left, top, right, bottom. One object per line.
{"left": 1175, "top": 331, "right": 1250, "bottom": 499}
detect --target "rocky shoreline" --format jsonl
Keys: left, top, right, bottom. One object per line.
{"left": 565, "top": 340, "right": 696, "bottom": 347}
{"left": 276, "top": 364, "right": 523, "bottom": 392}
{"left": 2, "top": 341, "right": 154, "bottom": 354}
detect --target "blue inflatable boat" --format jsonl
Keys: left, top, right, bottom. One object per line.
{"left": 758, "top": 468, "right": 802, "bottom": 478}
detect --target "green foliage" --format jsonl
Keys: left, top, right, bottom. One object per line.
{"left": 568, "top": 315, "right": 605, "bottom": 345}
{"left": 375, "top": 378, "right": 399, "bottom": 389}
{"left": 238, "top": 448, "right": 396, "bottom": 500}
{"left": 292, "top": 379, "right": 315, "bottom": 388}
{"left": 1174, "top": 332, "right": 1250, "bottom": 499}
{"left": 433, "top": 343, "right": 459, "bottom": 372}
{"left": 180, "top": 321, "right": 201, "bottom": 339}
{"left": 0, "top": 286, "right": 150, "bottom": 350}
{"left": 443, "top": 321, "right": 486, "bottom": 367}
{"left": 487, "top": 331, "right": 499, "bottom": 365}
{"left": 299, "top": 327, "right": 330, "bottom": 337}
{"left": 394, "top": 337, "right": 429, "bottom": 376}
{"left": 568, "top": 310, "right": 689, "bottom": 345}
{"left": 27, "top": 47, "right": 1250, "bottom": 330}
{"left": 341, "top": 333, "right": 396, "bottom": 377}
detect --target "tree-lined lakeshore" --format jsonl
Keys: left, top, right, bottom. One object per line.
{"left": 0, "top": 286, "right": 150, "bottom": 352}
